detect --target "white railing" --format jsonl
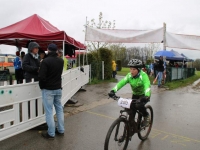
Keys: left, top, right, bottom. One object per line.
{"left": 0, "top": 65, "right": 89, "bottom": 141}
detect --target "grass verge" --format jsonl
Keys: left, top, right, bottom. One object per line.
{"left": 117, "top": 67, "right": 130, "bottom": 76}
{"left": 165, "top": 71, "right": 200, "bottom": 90}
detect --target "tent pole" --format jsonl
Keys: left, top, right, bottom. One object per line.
{"left": 86, "top": 48, "right": 88, "bottom": 65}
{"left": 79, "top": 48, "right": 81, "bottom": 68}
{"left": 163, "top": 22, "right": 166, "bottom": 50}
{"left": 84, "top": 16, "right": 88, "bottom": 65}
{"left": 63, "top": 41, "right": 65, "bottom": 59}
{"left": 83, "top": 50, "right": 85, "bottom": 66}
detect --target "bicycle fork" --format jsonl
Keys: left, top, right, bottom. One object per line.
{"left": 114, "top": 121, "right": 127, "bottom": 143}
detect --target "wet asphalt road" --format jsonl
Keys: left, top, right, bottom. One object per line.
{"left": 0, "top": 76, "right": 200, "bottom": 150}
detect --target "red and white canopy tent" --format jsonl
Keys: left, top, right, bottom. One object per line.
{"left": 0, "top": 14, "right": 86, "bottom": 56}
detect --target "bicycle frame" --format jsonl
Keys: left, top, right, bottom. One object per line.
{"left": 118, "top": 107, "right": 143, "bottom": 136}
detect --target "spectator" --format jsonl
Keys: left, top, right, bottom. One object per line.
{"left": 149, "top": 62, "right": 154, "bottom": 76}
{"left": 39, "top": 50, "right": 47, "bottom": 63}
{"left": 175, "top": 63, "right": 179, "bottom": 68}
{"left": 162, "top": 60, "right": 167, "bottom": 84}
{"left": 157, "top": 56, "right": 164, "bottom": 88}
{"left": 169, "top": 61, "right": 174, "bottom": 67}
{"left": 153, "top": 60, "right": 158, "bottom": 78}
{"left": 13, "top": 51, "right": 23, "bottom": 84}
{"left": 112, "top": 60, "right": 117, "bottom": 78}
{"left": 141, "top": 62, "right": 146, "bottom": 72}
{"left": 20, "top": 51, "right": 25, "bottom": 61}
{"left": 39, "top": 43, "right": 64, "bottom": 140}
{"left": 71, "top": 60, "right": 74, "bottom": 68}
{"left": 22, "top": 42, "right": 40, "bottom": 83}
{"left": 183, "top": 62, "right": 187, "bottom": 68}
{"left": 20, "top": 51, "right": 25, "bottom": 79}
{"left": 57, "top": 49, "right": 68, "bottom": 71}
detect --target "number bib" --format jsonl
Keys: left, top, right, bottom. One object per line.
{"left": 118, "top": 98, "right": 132, "bottom": 109}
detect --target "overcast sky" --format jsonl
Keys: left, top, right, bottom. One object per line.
{"left": 0, "top": 0, "right": 200, "bottom": 59}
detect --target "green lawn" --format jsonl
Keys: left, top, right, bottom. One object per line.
{"left": 117, "top": 67, "right": 130, "bottom": 76}
{"left": 117, "top": 67, "right": 200, "bottom": 90}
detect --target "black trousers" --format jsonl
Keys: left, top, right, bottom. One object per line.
{"left": 15, "top": 68, "right": 24, "bottom": 84}
{"left": 132, "top": 95, "right": 149, "bottom": 117}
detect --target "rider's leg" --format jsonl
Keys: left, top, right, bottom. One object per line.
{"left": 139, "top": 104, "right": 150, "bottom": 126}
{"left": 138, "top": 104, "right": 149, "bottom": 117}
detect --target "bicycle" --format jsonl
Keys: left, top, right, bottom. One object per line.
{"left": 104, "top": 95, "right": 153, "bottom": 150}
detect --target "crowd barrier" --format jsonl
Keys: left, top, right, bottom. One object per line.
{"left": 165, "top": 67, "right": 195, "bottom": 82}
{"left": 0, "top": 65, "right": 89, "bottom": 141}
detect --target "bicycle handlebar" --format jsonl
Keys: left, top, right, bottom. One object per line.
{"left": 109, "top": 95, "right": 141, "bottom": 104}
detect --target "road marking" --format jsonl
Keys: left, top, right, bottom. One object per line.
{"left": 86, "top": 111, "right": 115, "bottom": 120}
{"left": 151, "top": 132, "right": 161, "bottom": 138}
{"left": 86, "top": 111, "right": 200, "bottom": 143}
{"left": 161, "top": 135, "right": 169, "bottom": 140}
{"left": 152, "top": 129, "right": 200, "bottom": 143}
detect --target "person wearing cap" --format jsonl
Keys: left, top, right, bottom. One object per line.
{"left": 39, "top": 43, "right": 64, "bottom": 139}
{"left": 57, "top": 49, "right": 68, "bottom": 71}
{"left": 157, "top": 56, "right": 164, "bottom": 87}
{"left": 22, "top": 42, "right": 40, "bottom": 83}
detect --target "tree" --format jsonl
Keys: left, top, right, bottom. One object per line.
{"left": 109, "top": 44, "right": 126, "bottom": 60}
{"left": 84, "top": 12, "right": 116, "bottom": 51}
{"left": 193, "top": 59, "right": 200, "bottom": 70}
{"left": 146, "top": 43, "right": 160, "bottom": 62}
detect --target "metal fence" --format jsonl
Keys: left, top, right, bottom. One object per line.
{"left": 165, "top": 67, "right": 195, "bottom": 82}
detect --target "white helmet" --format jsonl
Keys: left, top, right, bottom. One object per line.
{"left": 127, "top": 59, "right": 143, "bottom": 67}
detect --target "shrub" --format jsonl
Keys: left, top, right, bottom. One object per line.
{"left": 77, "top": 48, "right": 113, "bottom": 80}
{"left": 99, "top": 48, "right": 113, "bottom": 80}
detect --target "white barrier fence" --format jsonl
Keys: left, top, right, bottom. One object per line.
{"left": 0, "top": 65, "right": 89, "bottom": 141}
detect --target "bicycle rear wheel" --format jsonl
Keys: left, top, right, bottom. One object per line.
{"left": 104, "top": 117, "right": 129, "bottom": 150}
{"left": 138, "top": 105, "right": 153, "bottom": 141}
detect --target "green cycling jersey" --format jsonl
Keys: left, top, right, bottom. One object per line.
{"left": 112, "top": 70, "right": 151, "bottom": 97}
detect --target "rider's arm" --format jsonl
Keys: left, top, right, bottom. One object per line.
{"left": 142, "top": 73, "right": 151, "bottom": 97}
{"left": 112, "top": 73, "right": 130, "bottom": 92}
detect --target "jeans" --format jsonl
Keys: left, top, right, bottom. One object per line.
{"left": 42, "top": 89, "right": 64, "bottom": 137}
{"left": 157, "top": 71, "right": 163, "bottom": 86}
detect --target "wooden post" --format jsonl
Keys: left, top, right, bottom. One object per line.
{"left": 163, "top": 23, "right": 166, "bottom": 50}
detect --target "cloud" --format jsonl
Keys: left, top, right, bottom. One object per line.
{"left": 0, "top": 0, "right": 200, "bottom": 58}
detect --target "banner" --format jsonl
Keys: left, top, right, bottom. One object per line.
{"left": 166, "top": 32, "right": 200, "bottom": 51}
{"left": 85, "top": 26, "right": 163, "bottom": 43}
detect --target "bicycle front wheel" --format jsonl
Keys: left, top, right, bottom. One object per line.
{"left": 104, "top": 117, "right": 129, "bottom": 150}
{"left": 138, "top": 105, "right": 153, "bottom": 141}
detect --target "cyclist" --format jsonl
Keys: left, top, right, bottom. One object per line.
{"left": 108, "top": 59, "right": 151, "bottom": 126}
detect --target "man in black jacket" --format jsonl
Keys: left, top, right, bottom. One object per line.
{"left": 39, "top": 43, "right": 64, "bottom": 140}
{"left": 22, "top": 42, "right": 40, "bottom": 83}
